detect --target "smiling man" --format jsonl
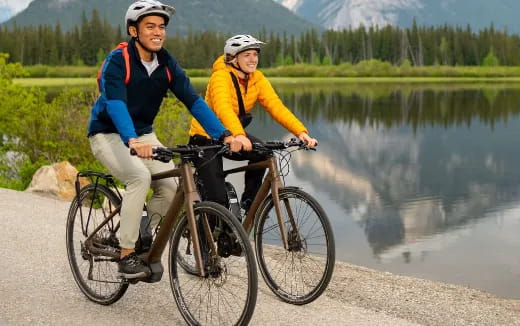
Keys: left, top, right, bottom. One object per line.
{"left": 87, "top": 0, "right": 237, "bottom": 278}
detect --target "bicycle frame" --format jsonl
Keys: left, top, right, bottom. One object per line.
{"left": 80, "top": 159, "right": 214, "bottom": 281}
{"left": 147, "top": 162, "right": 216, "bottom": 279}
{"left": 223, "top": 154, "right": 297, "bottom": 250}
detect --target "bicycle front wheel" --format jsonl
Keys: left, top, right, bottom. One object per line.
{"left": 168, "top": 201, "right": 257, "bottom": 326}
{"left": 254, "top": 187, "right": 335, "bottom": 305}
{"left": 66, "top": 184, "right": 128, "bottom": 305}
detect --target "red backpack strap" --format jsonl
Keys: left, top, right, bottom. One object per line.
{"left": 97, "top": 42, "right": 131, "bottom": 88}
{"left": 121, "top": 46, "right": 130, "bottom": 84}
{"left": 96, "top": 64, "right": 104, "bottom": 89}
{"left": 165, "top": 66, "right": 172, "bottom": 84}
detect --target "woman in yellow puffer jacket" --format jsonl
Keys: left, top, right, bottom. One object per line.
{"left": 188, "top": 34, "right": 318, "bottom": 211}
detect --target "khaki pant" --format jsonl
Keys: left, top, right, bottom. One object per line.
{"left": 89, "top": 132, "right": 177, "bottom": 249}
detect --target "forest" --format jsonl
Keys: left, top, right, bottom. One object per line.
{"left": 0, "top": 9, "right": 516, "bottom": 69}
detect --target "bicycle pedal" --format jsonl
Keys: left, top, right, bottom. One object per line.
{"left": 118, "top": 271, "right": 150, "bottom": 281}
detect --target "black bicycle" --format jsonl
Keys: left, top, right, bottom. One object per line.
{"left": 177, "top": 139, "right": 335, "bottom": 305}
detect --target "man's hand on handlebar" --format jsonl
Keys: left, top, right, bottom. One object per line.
{"left": 297, "top": 132, "right": 318, "bottom": 149}
{"left": 129, "top": 138, "right": 153, "bottom": 159}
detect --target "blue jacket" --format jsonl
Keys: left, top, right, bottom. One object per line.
{"left": 88, "top": 38, "right": 227, "bottom": 144}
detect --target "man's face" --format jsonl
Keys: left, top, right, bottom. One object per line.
{"left": 133, "top": 15, "right": 166, "bottom": 52}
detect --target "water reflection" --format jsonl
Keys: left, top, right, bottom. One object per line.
{"left": 247, "top": 83, "right": 520, "bottom": 298}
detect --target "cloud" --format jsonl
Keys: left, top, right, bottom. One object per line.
{"left": 0, "top": 0, "right": 32, "bottom": 14}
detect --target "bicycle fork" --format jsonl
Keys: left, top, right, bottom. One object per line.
{"left": 268, "top": 159, "right": 300, "bottom": 250}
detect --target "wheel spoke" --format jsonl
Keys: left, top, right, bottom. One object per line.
{"left": 169, "top": 202, "right": 257, "bottom": 326}
{"left": 66, "top": 184, "right": 128, "bottom": 305}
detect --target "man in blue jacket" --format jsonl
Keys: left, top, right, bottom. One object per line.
{"left": 88, "top": 0, "right": 238, "bottom": 279}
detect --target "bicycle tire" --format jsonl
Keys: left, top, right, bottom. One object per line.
{"left": 254, "top": 187, "right": 335, "bottom": 305}
{"left": 168, "top": 201, "right": 258, "bottom": 326}
{"left": 66, "top": 183, "right": 128, "bottom": 305}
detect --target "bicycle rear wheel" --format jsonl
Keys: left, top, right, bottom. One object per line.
{"left": 254, "top": 187, "right": 335, "bottom": 305}
{"left": 66, "top": 184, "right": 128, "bottom": 305}
{"left": 169, "top": 201, "right": 257, "bottom": 326}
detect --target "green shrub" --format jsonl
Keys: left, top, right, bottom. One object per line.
{"left": 321, "top": 56, "right": 331, "bottom": 66}
{"left": 482, "top": 49, "right": 500, "bottom": 67}
{"left": 154, "top": 96, "right": 191, "bottom": 146}
{"left": 1, "top": 53, "right": 195, "bottom": 190}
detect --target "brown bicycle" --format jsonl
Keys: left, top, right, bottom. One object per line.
{"left": 65, "top": 144, "right": 258, "bottom": 326}
{"left": 177, "top": 139, "right": 335, "bottom": 305}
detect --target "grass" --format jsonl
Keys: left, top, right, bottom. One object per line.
{"left": 13, "top": 76, "right": 520, "bottom": 88}
{"left": 18, "top": 62, "right": 520, "bottom": 79}
{"left": 13, "top": 78, "right": 96, "bottom": 87}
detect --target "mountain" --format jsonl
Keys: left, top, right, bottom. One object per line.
{"left": 274, "top": 0, "right": 520, "bottom": 33}
{"left": 3, "top": 0, "right": 316, "bottom": 36}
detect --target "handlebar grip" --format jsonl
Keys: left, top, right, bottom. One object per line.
{"left": 129, "top": 148, "right": 160, "bottom": 156}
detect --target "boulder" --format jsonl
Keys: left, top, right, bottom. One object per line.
{"left": 25, "top": 161, "right": 89, "bottom": 201}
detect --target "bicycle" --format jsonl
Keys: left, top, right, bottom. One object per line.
{"left": 66, "top": 144, "right": 258, "bottom": 326}
{"left": 177, "top": 139, "right": 335, "bottom": 305}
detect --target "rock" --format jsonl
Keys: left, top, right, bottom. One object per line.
{"left": 25, "top": 161, "right": 89, "bottom": 201}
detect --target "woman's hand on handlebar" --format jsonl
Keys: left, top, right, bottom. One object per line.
{"left": 297, "top": 132, "right": 318, "bottom": 148}
{"left": 223, "top": 134, "right": 252, "bottom": 152}
{"left": 223, "top": 135, "right": 240, "bottom": 153}
{"left": 235, "top": 134, "right": 252, "bottom": 151}
{"left": 129, "top": 138, "right": 153, "bottom": 159}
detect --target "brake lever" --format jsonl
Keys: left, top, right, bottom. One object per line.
{"left": 152, "top": 147, "right": 173, "bottom": 162}
{"left": 155, "top": 154, "right": 171, "bottom": 163}
{"left": 300, "top": 142, "right": 317, "bottom": 151}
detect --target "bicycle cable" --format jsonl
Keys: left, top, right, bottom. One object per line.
{"left": 276, "top": 142, "right": 312, "bottom": 184}
{"left": 195, "top": 145, "right": 229, "bottom": 171}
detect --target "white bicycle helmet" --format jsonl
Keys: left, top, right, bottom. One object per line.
{"left": 125, "top": 0, "right": 176, "bottom": 33}
{"left": 224, "top": 35, "right": 265, "bottom": 59}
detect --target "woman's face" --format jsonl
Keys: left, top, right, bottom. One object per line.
{"left": 132, "top": 15, "right": 166, "bottom": 54}
{"left": 235, "top": 49, "right": 259, "bottom": 74}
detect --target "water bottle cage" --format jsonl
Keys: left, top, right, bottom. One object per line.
{"left": 225, "top": 182, "right": 242, "bottom": 221}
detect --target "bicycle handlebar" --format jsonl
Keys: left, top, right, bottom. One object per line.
{"left": 130, "top": 144, "right": 229, "bottom": 163}
{"left": 130, "top": 138, "right": 315, "bottom": 162}
{"left": 253, "top": 138, "right": 317, "bottom": 152}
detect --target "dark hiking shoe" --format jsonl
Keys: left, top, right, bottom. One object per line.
{"left": 217, "top": 232, "right": 243, "bottom": 258}
{"left": 118, "top": 252, "right": 150, "bottom": 279}
{"left": 240, "top": 198, "right": 252, "bottom": 216}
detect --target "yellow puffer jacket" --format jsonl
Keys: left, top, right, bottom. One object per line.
{"left": 189, "top": 55, "right": 307, "bottom": 138}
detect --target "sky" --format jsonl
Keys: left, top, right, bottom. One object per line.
{"left": 0, "top": 0, "right": 33, "bottom": 15}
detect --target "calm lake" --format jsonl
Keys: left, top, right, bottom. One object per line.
{"left": 43, "top": 80, "right": 520, "bottom": 298}
{"left": 236, "top": 81, "right": 520, "bottom": 299}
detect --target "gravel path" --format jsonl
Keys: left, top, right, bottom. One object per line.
{"left": 1, "top": 188, "right": 519, "bottom": 325}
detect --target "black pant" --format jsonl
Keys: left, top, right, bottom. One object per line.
{"left": 189, "top": 134, "right": 268, "bottom": 208}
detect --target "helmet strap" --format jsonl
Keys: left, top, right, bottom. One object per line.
{"left": 133, "top": 27, "right": 159, "bottom": 58}
{"left": 231, "top": 62, "right": 249, "bottom": 93}
{"left": 131, "top": 21, "right": 163, "bottom": 55}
